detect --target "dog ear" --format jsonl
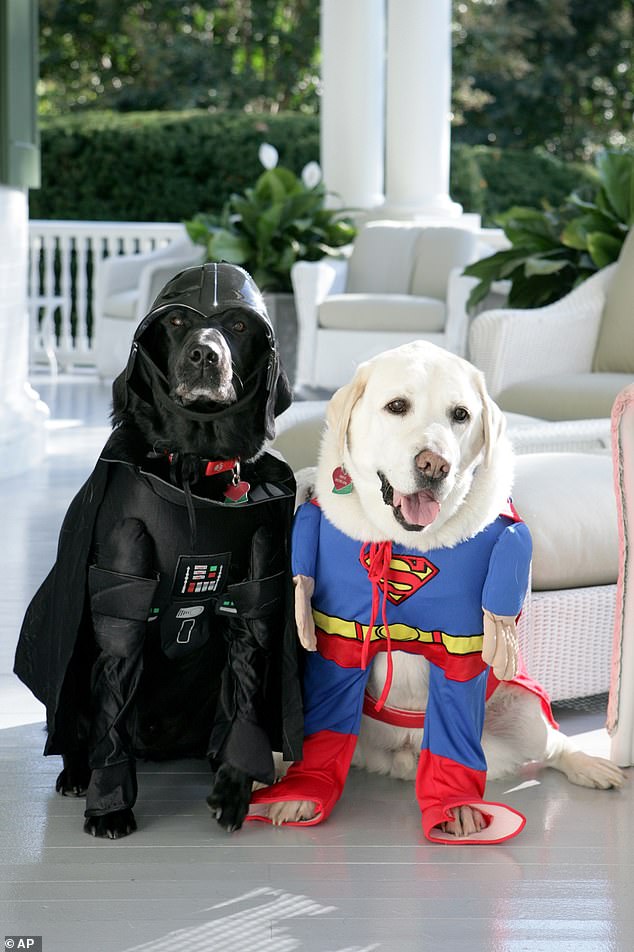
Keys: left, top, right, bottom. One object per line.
{"left": 474, "top": 370, "right": 506, "bottom": 468}
{"left": 111, "top": 370, "right": 128, "bottom": 420}
{"left": 327, "top": 363, "right": 371, "bottom": 458}
{"left": 274, "top": 364, "right": 293, "bottom": 418}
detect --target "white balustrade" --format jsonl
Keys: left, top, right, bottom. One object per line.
{"left": 28, "top": 220, "right": 184, "bottom": 371}
{"left": 27, "top": 218, "right": 505, "bottom": 374}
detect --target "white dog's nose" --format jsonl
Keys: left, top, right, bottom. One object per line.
{"left": 415, "top": 449, "right": 450, "bottom": 480}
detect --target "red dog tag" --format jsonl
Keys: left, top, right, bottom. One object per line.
{"left": 332, "top": 465, "right": 353, "bottom": 495}
{"left": 223, "top": 480, "right": 251, "bottom": 504}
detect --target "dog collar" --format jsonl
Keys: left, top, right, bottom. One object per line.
{"left": 163, "top": 452, "right": 239, "bottom": 476}
{"left": 362, "top": 690, "right": 426, "bottom": 730}
{"left": 163, "top": 452, "right": 250, "bottom": 507}
{"left": 203, "top": 457, "right": 240, "bottom": 477}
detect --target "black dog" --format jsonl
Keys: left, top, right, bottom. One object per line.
{"left": 15, "top": 263, "right": 303, "bottom": 839}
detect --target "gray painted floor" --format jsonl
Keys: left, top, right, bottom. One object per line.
{"left": 1, "top": 374, "right": 632, "bottom": 952}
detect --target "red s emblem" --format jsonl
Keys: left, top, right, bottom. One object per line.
{"left": 359, "top": 551, "right": 439, "bottom": 604}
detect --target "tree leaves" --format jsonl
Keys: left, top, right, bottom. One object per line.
{"left": 451, "top": 0, "right": 634, "bottom": 161}
{"left": 39, "top": 0, "right": 321, "bottom": 116}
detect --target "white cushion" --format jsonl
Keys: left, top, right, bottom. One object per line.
{"left": 498, "top": 373, "right": 633, "bottom": 420}
{"left": 345, "top": 222, "right": 422, "bottom": 294}
{"left": 272, "top": 417, "right": 325, "bottom": 472}
{"left": 102, "top": 289, "right": 139, "bottom": 320}
{"left": 512, "top": 453, "right": 618, "bottom": 591}
{"left": 318, "top": 294, "right": 445, "bottom": 332}
{"left": 410, "top": 227, "right": 477, "bottom": 299}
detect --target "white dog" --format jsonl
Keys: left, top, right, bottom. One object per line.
{"left": 248, "top": 341, "right": 623, "bottom": 842}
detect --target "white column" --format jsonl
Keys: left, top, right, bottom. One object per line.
{"left": 320, "top": 0, "right": 385, "bottom": 210}
{"left": 0, "top": 185, "right": 48, "bottom": 478}
{"left": 382, "top": 0, "right": 462, "bottom": 220}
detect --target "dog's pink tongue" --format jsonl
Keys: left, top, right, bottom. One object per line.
{"left": 393, "top": 489, "right": 440, "bottom": 527}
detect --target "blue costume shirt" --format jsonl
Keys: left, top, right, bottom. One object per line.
{"left": 291, "top": 500, "right": 532, "bottom": 680}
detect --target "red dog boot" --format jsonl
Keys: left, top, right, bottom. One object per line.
{"left": 247, "top": 730, "right": 358, "bottom": 826}
{"left": 416, "top": 748, "right": 525, "bottom": 844}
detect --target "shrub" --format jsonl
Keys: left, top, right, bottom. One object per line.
{"left": 464, "top": 149, "right": 634, "bottom": 310}
{"left": 30, "top": 110, "right": 320, "bottom": 222}
{"left": 451, "top": 146, "right": 597, "bottom": 226}
{"left": 31, "top": 109, "right": 599, "bottom": 231}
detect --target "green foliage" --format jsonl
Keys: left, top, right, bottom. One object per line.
{"left": 30, "top": 109, "right": 602, "bottom": 232}
{"left": 464, "top": 147, "right": 597, "bottom": 224}
{"left": 452, "top": 0, "right": 634, "bottom": 161}
{"left": 185, "top": 160, "right": 356, "bottom": 292}
{"left": 38, "top": 0, "right": 320, "bottom": 116}
{"left": 464, "top": 150, "right": 634, "bottom": 310}
{"left": 39, "top": 2, "right": 633, "bottom": 164}
{"left": 29, "top": 110, "right": 320, "bottom": 222}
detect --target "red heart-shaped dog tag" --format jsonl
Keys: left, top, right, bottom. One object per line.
{"left": 223, "top": 480, "right": 251, "bottom": 504}
{"left": 332, "top": 465, "right": 353, "bottom": 495}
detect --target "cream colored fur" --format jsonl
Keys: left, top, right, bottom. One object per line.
{"left": 270, "top": 342, "right": 623, "bottom": 828}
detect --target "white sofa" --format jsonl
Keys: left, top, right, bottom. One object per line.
{"left": 291, "top": 221, "right": 487, "bottom": 391}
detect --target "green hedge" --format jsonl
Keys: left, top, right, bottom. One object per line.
{"left": 30, "top": 110, "right": 597, "bottom": 226}
{"left": 463, "top": 145, "right": 597, "bottom": 223}
{"left": 30, "top": 110, "right": 321, "bottom": 222}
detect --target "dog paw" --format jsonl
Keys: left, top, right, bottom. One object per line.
{"left": 84, "top": 808, "right": 137, "bottom": 839}
{"left": 390, "top": 749, "right": 419, "bottom": 781}
{"left": 56, "top": 755, "right": 91, "bottom": 797}
{"left": 557, "top": 751, "right": 626, "bottom": 789}
{"left": 440, "top": 805, "right": 487, "bottom": 838}
{"left": 268, "top": 800, "right": 317, "bottom": 826}
{"left": 207, "top": 763, "right": 253, "bottom": 832}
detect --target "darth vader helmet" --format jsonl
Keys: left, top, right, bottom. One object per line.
{"left": 117, "top": 262, "right": 291, "bottom": 442}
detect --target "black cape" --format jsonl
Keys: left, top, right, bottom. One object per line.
{"left": 15, "top": 261, "right": 304, "bottom": 784}
{"left": 14, "top": 438, "right": 304, "bottom": 777}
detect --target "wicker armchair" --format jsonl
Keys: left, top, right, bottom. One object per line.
{"left": 468, "top": 227, "right": 634, "bottom": 421}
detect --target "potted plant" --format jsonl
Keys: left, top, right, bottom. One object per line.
{"left": 185, "top": 144, "right": 356, "bottom": 377}
{"left": 464, "top": 149, "right": 634, "bottom": 311}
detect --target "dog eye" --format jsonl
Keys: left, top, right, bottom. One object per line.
{"left": 452, "top": 406, "right": 470, "bottom": 423}
{"left": 169, "top": 312, "right": 185, "bottom": 327}
{"left": 233, "top": 320, "right": 246, "bottom": 333}
{"left": 385, "top": 398, "right": 410, "bottom": 415}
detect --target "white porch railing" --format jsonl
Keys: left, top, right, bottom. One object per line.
{"left": 28, "top": 220, "right": 185, "bottom": 371}
{"left": 28, "top": 218, "right": 507, "bottom": 373}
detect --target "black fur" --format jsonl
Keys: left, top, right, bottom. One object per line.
{"left": 112, "top": 307, "right": 292, "bottom": 464}
{"left": 61, "top": 303, "right": 292, "bottom": 839}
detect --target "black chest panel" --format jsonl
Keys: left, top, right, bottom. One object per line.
{"left": 92, "top": 459, "right": 294, "bottom": 659}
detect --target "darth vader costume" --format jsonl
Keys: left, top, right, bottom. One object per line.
{"left": 15, "top": 263, "right": 303, "bottom": 831}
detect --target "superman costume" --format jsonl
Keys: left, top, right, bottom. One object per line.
{"left": 248, "top": 497, "right": 549, "bottom": 844}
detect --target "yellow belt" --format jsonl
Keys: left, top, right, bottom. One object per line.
{"left": 313, "top": 609, "right": 483, "bottom": 656}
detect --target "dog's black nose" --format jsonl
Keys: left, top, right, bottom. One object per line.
{"left": 188, "top": 343, "right": 220, "bottom": 367}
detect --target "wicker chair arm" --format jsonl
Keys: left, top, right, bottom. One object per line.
{"left": 468, "top": 264, "right": 615, "bottom": 396}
